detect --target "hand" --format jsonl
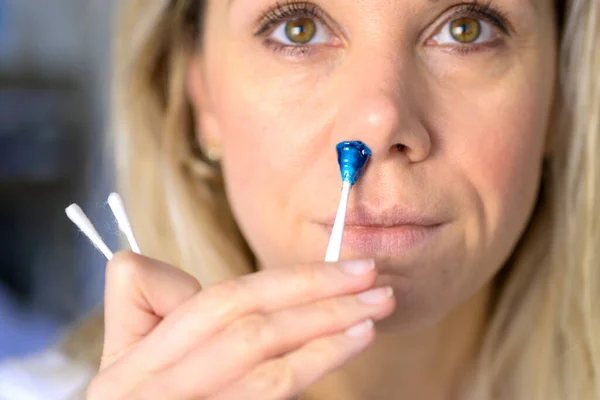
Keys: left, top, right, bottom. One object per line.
{"left": 87, "top": 252, "right": 396, "bottom": 399}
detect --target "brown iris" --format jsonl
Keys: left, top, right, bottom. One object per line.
{"left": 450, "top": 17, "right": 481, "bottom": 43}
{"left": 285, "top": 18, "right": 317, "bottom": 44}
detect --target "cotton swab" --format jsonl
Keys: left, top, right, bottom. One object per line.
{"left": 66, "top": 193, "right": 140, "bottom": 260}
{"left": 65, "top": 204, "right": 114, "bottom": 260}
{"left": 325, "top": 141, "right": 372, "bottom": 262}
{"left": 325, "top": 180, "right": 352, "bottom": 261}
{"left": 107, "top": 192, "right": 141, "bottom": 254}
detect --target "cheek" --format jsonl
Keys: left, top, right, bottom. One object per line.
{"left": 212, "top": 62, "right": 334, "bottom": 265}
{"left": 442, "top": 76, "right": 551, "bottom": 256}
{"left": 217, "top": 98, "right": 286, "bottom": 264}
{"left": 471, "top": 109, "right": 544, "bottom": 211}
{"left": 425, "top": 37, "right": 555, "bottom": 237}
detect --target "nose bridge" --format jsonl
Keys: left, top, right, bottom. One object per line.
{"left": 331, "top": 50, "right": 431, "bottom": 163}
{"left": 340, "top": 52, "right": 404, "bottom": 141}
{"left": 355, "top": 49, "right": 404, "bottom": 97}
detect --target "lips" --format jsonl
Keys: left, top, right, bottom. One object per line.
{"left": 315, "top": 207, "right": 446, "bottom": 255}
{"left": 323, "top": 207, "right": 443, "bottom": 228}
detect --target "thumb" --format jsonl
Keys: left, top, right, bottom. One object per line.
{"left": 100, "top": 251, "right": 201, "bottom": 369}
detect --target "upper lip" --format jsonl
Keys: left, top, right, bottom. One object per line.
{"left": 318, "top": 206, "right": 445, "bottom": 228}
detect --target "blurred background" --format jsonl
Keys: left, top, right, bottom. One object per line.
{"left": 0, "top": 0, "right": 117, "bottom": 360}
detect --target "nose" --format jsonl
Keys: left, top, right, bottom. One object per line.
{"left": 330, "top": 79, "right": 431, "bottom": 165}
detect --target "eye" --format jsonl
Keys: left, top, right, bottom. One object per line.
{"left": 269, "top": 17, "right": 332, "bottom": 46}
{"left": 432, "top": 17, "right": 496, "bottom": 45}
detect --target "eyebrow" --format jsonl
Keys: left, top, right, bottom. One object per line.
{"left": 227, "top": 0, "right": 450, "bottom": 8}
{"left": 227, "top": 0, "right": 534, "bottom": 12}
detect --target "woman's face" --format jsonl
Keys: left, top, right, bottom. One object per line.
{"left": 188, "top": 0, "right": 557, "bottom": 327}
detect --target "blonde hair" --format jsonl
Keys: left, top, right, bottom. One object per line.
{"left": 64, "top": 1, "right": 600, "bottom": 399}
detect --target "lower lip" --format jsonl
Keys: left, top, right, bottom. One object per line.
{"left": 318, "top": 223, "right": 443, "bottom": 255}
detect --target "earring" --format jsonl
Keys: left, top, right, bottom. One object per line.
{"left": 204, "top": 142, "right": 222, "bottom": 163}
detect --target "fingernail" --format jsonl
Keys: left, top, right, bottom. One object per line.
{"left": 340, "top": 259, "right": 375, "bottom": 275}
{"left": 345, "top": 319, "right": 374, "bottom": 337}
{"left": 356, "top": 286, "right": 394, "bottom": 305}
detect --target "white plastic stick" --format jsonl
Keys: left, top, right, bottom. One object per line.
{"left": 325, "top": 180, "right": 352, "bottom": 262}
{"left": 65, "top": 204, "right": 114, "bottom": 260}
{"left": 107, "top": 192, "right": 141, "bottom": 254}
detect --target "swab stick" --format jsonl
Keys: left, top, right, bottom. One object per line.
{"left": 325, "top": 141, "right": 372, "bottom": 262}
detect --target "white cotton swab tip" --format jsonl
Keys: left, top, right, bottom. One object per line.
{"left": 65, "top": 204, "right": 114, "bottom": 260}
{"left": 325, "top": 180, "right": 352, "bottom": 262}
{"left": 107, "top": 192, "right": 141, "bottom": 254}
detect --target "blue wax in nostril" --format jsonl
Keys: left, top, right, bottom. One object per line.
{"left": 336, "top": 141, "right": 372, "bottom": 186}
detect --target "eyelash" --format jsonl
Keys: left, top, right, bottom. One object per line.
{"left": 255, "top": 1, "right": 322, "bottom": 36}
{"left": 459, "top": 1, "right": 511, "bottom": 34}
{"left": 254, "top": 1, "right": 512, "bottom": 57}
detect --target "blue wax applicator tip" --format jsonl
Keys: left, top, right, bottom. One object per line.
{"left": 324, "top": 141, "right": 372, "bottom": 262}
{"left": 336, "top": 141, "right": 372, "bottom": 186}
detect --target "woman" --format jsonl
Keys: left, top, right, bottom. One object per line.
{"left": 3, "top": 0, "right": 599, "bottom": 398}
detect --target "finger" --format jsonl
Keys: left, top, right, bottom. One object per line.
{"left": 102, "top": 251, "right": 201, "bottom": 369}
{"left": 210, "top": 320, "right": 376, "bottom": 400}
{"left": 137, "top": 286, "right": 394, "bottom": 396}
{"left": 135, "top": 259, "right": 378, "bottom": 369}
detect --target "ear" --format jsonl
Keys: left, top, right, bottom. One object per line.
{"left": 187, "top": 54, "right": 222, "bottom": 151}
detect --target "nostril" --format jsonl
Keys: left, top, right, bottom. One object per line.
{"left": 396, "top": 144, "right": 407, "bottom": 152}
